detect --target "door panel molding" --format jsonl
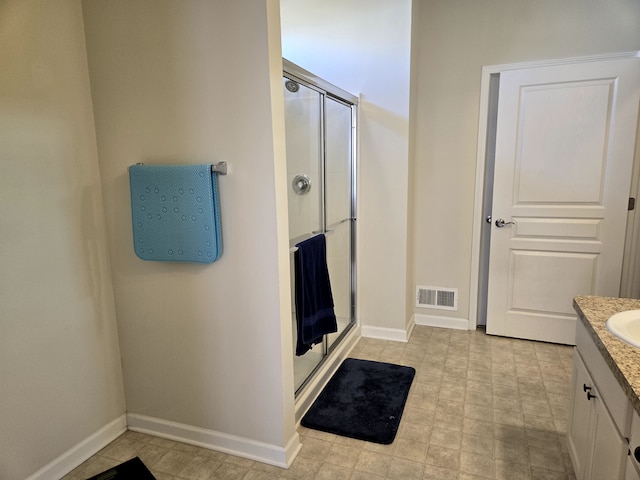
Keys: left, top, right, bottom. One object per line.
{"left": 513, "top": 218, "right": 601, "bottom": 240}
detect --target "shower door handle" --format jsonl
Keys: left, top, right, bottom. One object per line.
{"left": 292, "top": 174, "right": 311, "bottom": 195}
{"left": 328, "top": 217, "right": 355, "bottom": 229}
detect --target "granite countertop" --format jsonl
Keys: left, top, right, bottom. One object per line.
{"left": 573, "top": 295, "right": 640, "bottom": 416}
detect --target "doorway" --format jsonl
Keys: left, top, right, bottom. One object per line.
{"left": 472, "top": 53, "right": 640, "bottom": 344}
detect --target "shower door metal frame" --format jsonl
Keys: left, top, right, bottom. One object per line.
{"left": 283, "top": 59, "right": 358, "bottom": 395}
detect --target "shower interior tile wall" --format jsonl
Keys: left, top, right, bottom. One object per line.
{"left": 64, "top": 325, "right": 576, "bottom": 480}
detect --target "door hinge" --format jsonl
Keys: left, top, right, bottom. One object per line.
{"left": 630, "top": 198, "right": 636, "bottom": 211}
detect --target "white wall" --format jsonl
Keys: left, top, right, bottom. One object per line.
{"left": 82, "top": 0, "right": 299, "bottom": 466}
{"left": 280, "top": 0, "right": 414, "bottom": 337}
{"left": 0, "top": 1, "right": 126, "bottom": 479}
{"left": 412, "top": 0, "right": 640, "bottom": 325}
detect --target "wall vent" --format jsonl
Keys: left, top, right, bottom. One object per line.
{"left": 416, "top": 285, "right": 458, "bottom": 311}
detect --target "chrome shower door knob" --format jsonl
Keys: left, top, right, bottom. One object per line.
{"left": 292, "top": 174, "right": 312, "bottom": 195}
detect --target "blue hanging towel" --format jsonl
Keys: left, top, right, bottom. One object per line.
{"left": 129, "top": 164, "right": 222, "bottom": 264}
{"left": 294, "top": 234, "right": 338, "bottom": 356}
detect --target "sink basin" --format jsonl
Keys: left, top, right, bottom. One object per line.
{"left": 606, "top": 310, "right": 640, "bottom": 348}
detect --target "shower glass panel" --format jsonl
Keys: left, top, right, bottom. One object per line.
{"left": 283, "top": 80, "right": 322, "bottom": 242}
{"left": 324, "top": 97, "right": 354, "bottom": 351}
{"left": 283, "top": 77, "right": 324, "bottom": 391}
{"left": 283, "top": 60, "right": 357, "bottom": 394}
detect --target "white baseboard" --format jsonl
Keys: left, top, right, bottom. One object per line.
{"left": 360, "top": 324, "right": 411, "bottom": 342}
{"left": 413, "top": 313, "right": 470, "bottom": 330}
{"left": 25, "top": 415, "right": 127, "bottom": 480}
{"left": 126, "top": 413, "right": 301, "bottom": 469}
{"left": 406, "top": 318, "right": 416, "bottom": 340}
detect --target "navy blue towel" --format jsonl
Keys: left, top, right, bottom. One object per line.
{"left": 294, "top": 234, "right": 338, "bottom": 356}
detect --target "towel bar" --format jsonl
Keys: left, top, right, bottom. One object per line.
{"left": 131, "top": 162, "right": 228, "bottom": 176}
{"left": 289, "top": 231, "right": 334, "bottom": 253}
{"left": 211, "top": 161, "right": 227, "bottom": 175}
{"left": 289, "top": 217, "right": 355, "bottom": 253}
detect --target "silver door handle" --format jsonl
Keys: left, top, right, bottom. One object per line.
{"left": 292, "top": 174, "right": 311, "bottom": 195}
{"left": 495, "top": 218, "right": 515, "bottom": 228}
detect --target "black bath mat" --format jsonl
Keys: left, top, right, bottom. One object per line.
{"left": 86, "top": 456, "right": 155, "bottom": 480}
{"left": 301, "top": 358, "right": 415, "bottom": 444}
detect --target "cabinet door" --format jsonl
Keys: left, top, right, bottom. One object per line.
{"left": 569, "top": 353, "right": 595, "bottom": 479}
{"left": 590, "top": 394, "right": 627, "bottom": 480}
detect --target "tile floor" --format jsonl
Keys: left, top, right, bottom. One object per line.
{"left": 62, "top": 325, "right": 576, "bottom": 480}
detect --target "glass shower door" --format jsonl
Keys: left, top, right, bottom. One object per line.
{"left": 324, "top": 96, "right": 355, "bottom": 351}
{"left": 283, "top": 76, "right": 325, "bottom": 391}
{"left": 283, "top": 64, "right": 357, "bottom": 394}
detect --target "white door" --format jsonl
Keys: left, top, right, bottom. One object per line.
{"left": 486, "top": 57, "right": 640, "bottom": 344}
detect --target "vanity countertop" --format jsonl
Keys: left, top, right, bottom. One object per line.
{"left": 573, "top": 295, "right": 640, "bottom": 416}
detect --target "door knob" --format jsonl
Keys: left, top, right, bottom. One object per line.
{"left": 495, "top": 218, "right": 515, "bottom": 228}
{"left": 292, "top": 174, "right": 311, "bottom": 195}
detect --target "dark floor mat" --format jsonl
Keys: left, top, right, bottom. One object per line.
{"left": 301, "top": 358, "right": 415, "bottom": 444}
{"left": 85, "top": 456, "right": 155, "bottom": 480}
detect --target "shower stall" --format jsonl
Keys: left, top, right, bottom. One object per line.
{"left": 282, "top": 59, "right": 358, "bottom": 396}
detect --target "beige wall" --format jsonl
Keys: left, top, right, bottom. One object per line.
{"left": 82, "top": 0, "right": 298, "bottom": 465}
{"left": 412, "top": 0, "right": 640, "bottom": 324}
{"left": 0, "top": 1, "right": 126, "bottom": 478}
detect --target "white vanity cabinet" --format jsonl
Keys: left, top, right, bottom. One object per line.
{"left": 568, "top": 320, "right": 632, "bottom": 480}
